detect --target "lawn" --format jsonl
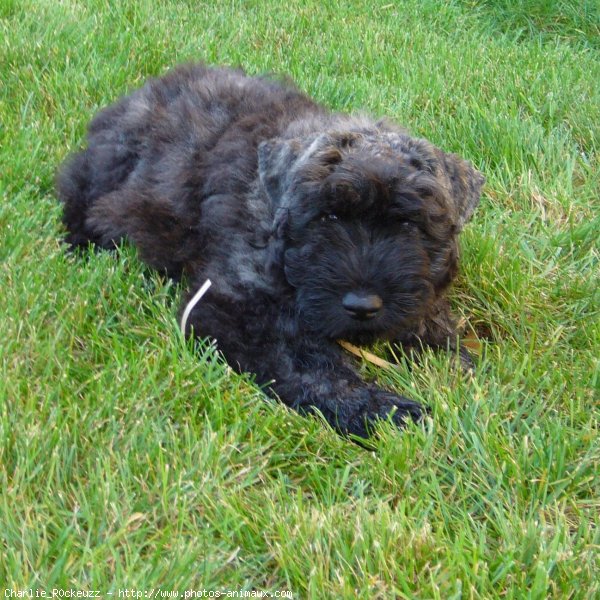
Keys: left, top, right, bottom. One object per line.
{"left": 1, "top": 0, "right": 598, "bottom": 597}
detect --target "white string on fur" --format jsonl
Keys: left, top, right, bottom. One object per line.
{"left": 180, "top": 278, "right": 212, "bottom": 336}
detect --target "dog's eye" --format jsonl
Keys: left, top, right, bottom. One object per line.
{"left": 320, "top": 213, "right": 339, "bottom": 222}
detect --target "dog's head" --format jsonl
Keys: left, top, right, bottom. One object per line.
{"left": 258, "top": 128, "right": 484, "bottom": 343}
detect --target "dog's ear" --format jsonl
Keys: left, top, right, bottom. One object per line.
{"left": 258, "top": 139, "right": 301, "bottom": 274}
{"left": 258, "top": 138, "right": 301, "bottom": 243}
{"left": 437, "top": 151, "right": 485, "bottom": 231}
{"left": 258, "top": 139, "right": 301, "bottom": 207}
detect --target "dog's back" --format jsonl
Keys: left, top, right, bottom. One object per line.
{"left": 57, "top": 64, "right": 321, "bottom": 271}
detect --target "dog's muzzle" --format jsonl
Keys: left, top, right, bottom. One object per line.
{"left": 342, "top": 291, "right": 383, "bottom": 321}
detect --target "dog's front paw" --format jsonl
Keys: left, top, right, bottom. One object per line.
{"left": 345, "top": 389, "right": 427, "bottom": 438}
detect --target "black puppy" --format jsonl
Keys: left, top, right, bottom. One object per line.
{"left": 58, "top": 64, "right": 484, "bottom": 437}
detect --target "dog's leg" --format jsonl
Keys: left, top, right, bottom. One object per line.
{"left": 57, "top": 110, "right": 143, "bottom": 250}
{"left": 183, "top": 288, "right": 425, "bottom": 438}
{"left": 83, "top": 190, "right": 198, "bottom": 278}
{"left": 268, "top": 338, "right": 426, "bottom": 438}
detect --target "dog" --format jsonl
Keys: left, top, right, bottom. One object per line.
{"left": 57, "top": 63, "right": 484, "bottom": 438}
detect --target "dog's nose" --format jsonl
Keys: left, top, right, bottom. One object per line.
{"left": 342, "top": 292, "right": 383, "bottom": 320}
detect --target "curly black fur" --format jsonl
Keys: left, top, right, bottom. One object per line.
{"left": 57, "top": 63, "right": 484, "bottom": 438}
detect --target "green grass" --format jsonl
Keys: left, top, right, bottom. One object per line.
{"left": 1, "top": 0, "right": 599, "bottom": 597}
